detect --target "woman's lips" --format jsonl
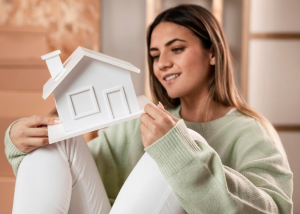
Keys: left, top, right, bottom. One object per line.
{"left": 164, "top": 73, "right": 181, "bottom": 85}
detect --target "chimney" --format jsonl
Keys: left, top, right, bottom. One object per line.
{"left": 41, "top": 50, "right": 64, "bottom": 79}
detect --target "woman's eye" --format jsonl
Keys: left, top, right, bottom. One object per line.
{"left": 172, "top": 47, "right": 184, "bottom": 54}
{"left": 152, "top": 55, "right": 159, "bottom": 61}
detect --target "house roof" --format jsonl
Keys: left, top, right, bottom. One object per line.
{"left": 42, "top": 47, "right": 140, "bottom": 100}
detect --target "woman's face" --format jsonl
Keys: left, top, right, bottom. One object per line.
{"left": 150, "top": 22, "right": 214, "bottom": 99}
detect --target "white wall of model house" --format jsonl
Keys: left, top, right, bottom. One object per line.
{"left": 53, "top": 56, "right": 140, "bottom": 132}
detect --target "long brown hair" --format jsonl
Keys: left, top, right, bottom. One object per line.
{"left": 147, "top": 4, "right": 282, "bottom": 147}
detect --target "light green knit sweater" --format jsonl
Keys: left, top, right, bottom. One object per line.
{"left": 4, "top": 106, "right": 293, "bottom": 213}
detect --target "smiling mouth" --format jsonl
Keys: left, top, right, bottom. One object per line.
{"left": 163, "top": 73, "right": 181, "bottom": 84}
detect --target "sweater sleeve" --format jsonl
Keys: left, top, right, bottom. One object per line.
{"left": 4, "top": 119, "right": 27, "bottom": 176}
{"left": 145, "top": 119, "right": 293, "bottom": 214}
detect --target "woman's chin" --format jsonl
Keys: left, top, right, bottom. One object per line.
{"left": 166, "top": 90, "right": 183, "bottom": 99}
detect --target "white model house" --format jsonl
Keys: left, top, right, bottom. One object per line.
{"left": 41, "top": 47, "right": 143, "bottom": 135}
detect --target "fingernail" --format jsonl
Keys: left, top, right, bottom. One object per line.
{"left": 54, "top": 117, "right": 61, "bottom": 124}
{"left": 158, "top": 101, "right": 165, "bottom": 109}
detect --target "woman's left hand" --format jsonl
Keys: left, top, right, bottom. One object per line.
{"left": 140, "top": 103, "right": 180, "bottom": 148}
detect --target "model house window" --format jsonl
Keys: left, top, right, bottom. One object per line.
{"left": 67, "top": 86, "right": 100, "bottom": 119}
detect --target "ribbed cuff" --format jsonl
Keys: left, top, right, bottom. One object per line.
{"left": 145, "top": 119, "right": 201, "bottom": 178}
{"left": 4, "top": 119, "right": 27, "bottom": 175}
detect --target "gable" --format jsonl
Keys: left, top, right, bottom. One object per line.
{"left": 42, "top": 47, "right": 140, "bottom": 99}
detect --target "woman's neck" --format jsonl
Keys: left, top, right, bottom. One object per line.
{"left": 179, "top": 93, "right": 232, "bottom": 123}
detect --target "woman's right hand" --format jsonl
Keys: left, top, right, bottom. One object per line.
{"left": 10, "top": 116, "right": 61, "bottom": 153}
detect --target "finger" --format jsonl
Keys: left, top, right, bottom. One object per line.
{"left": 157, "top": 102, "right": 165, "bottom": 110}
{"left": 140, "top": 133, "right": 150, "bottom": 148}
{"left": 26, "top": 137, "right": 49, "bottom": 147}
{"left": 25, "top": 127, "right": 48, "bottom": 137}
{"left": 157, "top": 102, "right": 180, "bottom": 122}
{"left": 26, "top": 116, "right": 61, "bottom": 127}
{"left": 140, "top": 113, "right": 154, "bottom": 129}
{"left": 144, "top": 103, "right": 165, "bottom": 120}
{"left": 139, "top": 123, "right": 148, "bottom": 135}
{"left": 17, "top": 144, "right": 39, "bottom": 153}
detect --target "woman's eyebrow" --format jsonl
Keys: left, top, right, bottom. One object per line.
{"left": 165, "top": 38, "right": 187, "bottom": 46}
{"left": 150, "top": 38, "right": 187, "bottom": 52}
{"left": 149, "top": 47, "right": 159, "bottom": 52}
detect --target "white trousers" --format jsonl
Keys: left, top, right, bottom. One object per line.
{"left": 13, "top": 129, "right": 204, "bottom": 214}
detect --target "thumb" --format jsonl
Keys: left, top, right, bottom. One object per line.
{"left": 157, "top": 102, "right": 180, "bottom": 123}
{"left": 28, "top": 116, "right": 61, "bottom": 127}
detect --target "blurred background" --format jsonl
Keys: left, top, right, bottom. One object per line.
{"left": 0, "top": 0, "right": 299, "bottom": 213}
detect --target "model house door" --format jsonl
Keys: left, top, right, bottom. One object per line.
{"left": 103, "top": 86, "right": 130, "bottom": 119}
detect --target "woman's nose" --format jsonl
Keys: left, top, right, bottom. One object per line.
{"left": 157, "top": 55, "right": 173, "bottom": 71}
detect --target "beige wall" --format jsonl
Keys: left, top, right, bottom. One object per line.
{"left": 246, "top": 0, "right": 300, "bottom": 212}
{"left": 223, "top": 0, "right": 243, "bottom": 86}
{"left": 101, "top": 0, "right": 146, "bottom": 96}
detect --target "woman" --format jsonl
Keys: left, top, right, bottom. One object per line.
{"left": 5, "top": 4, "right": 293, "bottom": 214}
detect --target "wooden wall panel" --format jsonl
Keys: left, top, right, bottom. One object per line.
{"left": 0, "top": 177, "right": 15, "bottom": 214}
{"left": 0, "top": 1, "right": 101, "bottom": 213}
{"left": 242, "top": 0, "right": 300, "bottom": 211}
{"left": 248, "top": 40, "right": 300, "bottom": 124}
{"left": 0, "top": 0, "right": 100, "bottom": 61}
{"left": 250, "top": 0, "right": 300, "bottom": 33}
{"left": 0, "top": 91, "right": 55, "bottom": 118}
{"left": 0, "top": 26, "right": 51, "bottom": 213}
{"left": 0, "top": 68, "right": 50, "bottom": 90}
{"left": 0, "top": 27, "right": 48, "bottom": 66}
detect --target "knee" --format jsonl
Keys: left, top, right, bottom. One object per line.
{"left": 56, "top": 135, "right": 89, "bottom": 164}
{"left": 17, "top": 143, "right": 71, "bottom": 179}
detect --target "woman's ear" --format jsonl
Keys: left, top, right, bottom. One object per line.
{"left": 210, "top": 57, "right": 215, "bottom": 66}
{"left": 209, "top": 46, "right": 215, "bottom": 66}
